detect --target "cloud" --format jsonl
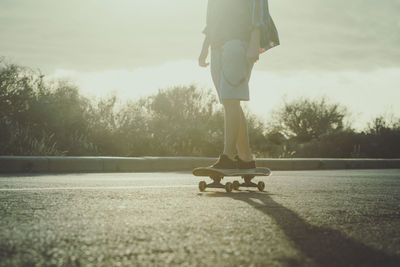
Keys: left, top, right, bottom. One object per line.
{"left": 266, "top": 0, "right": 400, "bottom": 71}
{"left": 1, "top": 0, "right": 399, "bottom": 72}
{"left": 50, "top": 60, "right": 211, "bottom": 101}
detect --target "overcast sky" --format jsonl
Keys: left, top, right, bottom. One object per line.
{"left": 1, "top": 0, "right": 400, "bottom": 129}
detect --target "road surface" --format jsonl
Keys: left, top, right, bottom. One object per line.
{"left": 1, "top": 170, "right": 400, "bottom": 266}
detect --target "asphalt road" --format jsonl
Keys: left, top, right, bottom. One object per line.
{"left": 1, "top": 170, "right": 400, "bottom": 266}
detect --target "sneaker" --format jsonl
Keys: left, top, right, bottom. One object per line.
{"left": 235, "top": 155, "right": 256, "bottom": 170}
{"left": 209, "top": 154, "right": 237, "bottom": 169}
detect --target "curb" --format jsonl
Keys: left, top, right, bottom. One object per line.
{"left": 0, "top": 156, "right": 400, "bottom": 173}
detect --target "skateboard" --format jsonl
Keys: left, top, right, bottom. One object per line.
{"left": 192, "top": 167, "right": 271, "bottom": 192}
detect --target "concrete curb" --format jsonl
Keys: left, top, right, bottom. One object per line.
{"left": 0, "top": 156, "right": 400, "bottom": 173}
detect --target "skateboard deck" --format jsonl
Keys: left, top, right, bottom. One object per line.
{"left": 192, "top": 167, "right": 271, "bottom": 192}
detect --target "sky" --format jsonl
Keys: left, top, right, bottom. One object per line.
{"left": 1, "top": 0, "right": 400, "bottom": 129}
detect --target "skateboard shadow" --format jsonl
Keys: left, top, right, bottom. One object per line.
{"left": 206, "top": 191, "right": 400, "bottom": 267}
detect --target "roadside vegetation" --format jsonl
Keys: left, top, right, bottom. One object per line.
{"left": 1, "top": 60, "right": 399, "bottom": 158}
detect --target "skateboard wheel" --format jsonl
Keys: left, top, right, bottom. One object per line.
{"left": 232, "top": 181, "right": 240, "bottom": 190}
{"left": 199, "top": 181, "right": 207, "bottom": 192}
{"left": 225, "top": 182, "right": 233, "bottom": 193}
{"left": 257, "top": 181, "right": 265, "bottom": 191}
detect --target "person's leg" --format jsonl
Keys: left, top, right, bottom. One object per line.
{"left": 222, "top": 99, "right": 254, "bottom": 161}
{"left": 236, "top": 106, "right": 254, "bottom": 162}
{"left": 222, "top": 99, "right": 241, "bottom": 160}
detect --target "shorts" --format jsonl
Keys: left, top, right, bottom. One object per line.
{"left": 210, "top": 39, "right": 254, "bottom": 103}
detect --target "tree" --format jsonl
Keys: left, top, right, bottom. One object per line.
{"left": 361, "top": 116, "right": 400, "bottom": 158}
{"left": 271, "top": 97, "right": 348, "bottom": 142}
{"left": 140, "top": 85, "right": 225, "bottom": 156}
{"left": 0, "top": 60, "right": 97, "bottom": 155}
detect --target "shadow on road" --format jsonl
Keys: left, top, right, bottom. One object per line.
{"left": 206, "top": 191, "right": 400, "bottom": 267}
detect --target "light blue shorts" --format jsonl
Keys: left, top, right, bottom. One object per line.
{"left": 210, "top": 39, "right": 254, "bottom": 103}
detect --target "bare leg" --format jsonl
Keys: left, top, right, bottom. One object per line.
{"left": 222, "top": 99, "right": 253, "bottom": 162}
{"left": 236, "top": 107, "right": 253, "bottom": 162}
{"left": 222, "top": 99, "right": 241, "bottom": 160}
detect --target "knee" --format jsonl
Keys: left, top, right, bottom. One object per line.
{"left": 222, "top": 99, "right": 241, "bottom": 111}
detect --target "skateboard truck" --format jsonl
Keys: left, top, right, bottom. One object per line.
{"left": 232, "top": 176, "right": 265, "bottom": 191}
{"left": 199, "top": 176, "right": 233, "bottom": 193}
